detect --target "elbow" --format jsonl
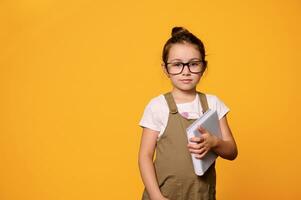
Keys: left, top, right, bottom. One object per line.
{"left": 228, "top": 147, "right": 238, "bottom": 161}
{"left": 138, "top": 151, "right": 153, "bottom": 166}
{"left": 218, "top": 140, "right": 238, "bottom": 161}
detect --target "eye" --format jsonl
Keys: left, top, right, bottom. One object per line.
{"left": 171, "top": 62, "right": 183, "bottom": 67}
{"left": 189, "top": 61, "right": 200, "bottom": 67}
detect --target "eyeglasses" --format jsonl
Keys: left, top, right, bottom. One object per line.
{"left": 164, "top": 60, "right": 204, "bottom": 75}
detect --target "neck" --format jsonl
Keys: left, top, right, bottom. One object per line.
{"left": 171, "top": 87, "right": 197, "bottom": 103}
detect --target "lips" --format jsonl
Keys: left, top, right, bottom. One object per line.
{"left": 180, "top": 79, "right": 193, "bottom": 83}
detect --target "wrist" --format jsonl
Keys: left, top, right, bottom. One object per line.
{"left": 212, "top": 136, "right": 220, "bottom": 149}
{"left": 150, "top": 192, "right": 164, "bottom": 200}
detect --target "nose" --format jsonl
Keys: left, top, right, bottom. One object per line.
{"left": 182, "top": 64, "right": 191, "bottom": 75}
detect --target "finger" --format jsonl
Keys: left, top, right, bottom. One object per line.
{"left": 189, "top": 136, "right": 203, "bottom": 143}
{"left": 187, "top": 143, "right": 204, "bottom": 150}
{"left": 187, "top": 143, "right": 199, "bottom": 149}
{"left": 195, "top": 150, "right": 208, "bottom": 159}
{"left": 198, "top": 126, "right": 207, "bottom": 134}
{"left": 189, "top": 147, "right": 207, "bottom": 154}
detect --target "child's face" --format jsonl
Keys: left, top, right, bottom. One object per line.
{"left": 162, "top": 42, "right": 203, "bottom": 92}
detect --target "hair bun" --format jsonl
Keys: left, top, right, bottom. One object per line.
{"left": 171, "top": 26, "right": 189, "bottom": 37}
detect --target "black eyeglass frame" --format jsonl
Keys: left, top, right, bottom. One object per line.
{"left": 164, "top": 60, "right": 205, "bottom": 75}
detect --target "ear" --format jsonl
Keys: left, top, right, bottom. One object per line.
{"left": 161, "top": 63, "right": 170, "bottom": 78}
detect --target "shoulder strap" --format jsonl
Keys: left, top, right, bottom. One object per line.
{"left": 197, "top": 91, "right": 209, "bottom": 114}
{"left": 163, "top": 92, "right": 178, "bottom": 114}
{"left": 164, "top": 91, "right": 209, "bottom": 114}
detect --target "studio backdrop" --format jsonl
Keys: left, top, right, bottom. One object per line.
{"left": 1, "top": 0, "right": 300, "bottom": 199}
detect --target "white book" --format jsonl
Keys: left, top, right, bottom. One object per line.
{"left": 186, "top": 109, "right": 222, "bottom": 176}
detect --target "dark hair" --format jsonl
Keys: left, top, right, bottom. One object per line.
{"left": 162, "top": 26, "right": 208, "bottom": 74}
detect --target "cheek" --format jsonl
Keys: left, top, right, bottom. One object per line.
{"left": 193, "top": 74, "right": 202, "bottom": 81}
{"left": 170, "top": 76, "right": 178, "bottom": 82}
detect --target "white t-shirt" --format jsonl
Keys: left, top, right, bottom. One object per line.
{"left": 139, "top": 93, "right": 230, "bottom": 140}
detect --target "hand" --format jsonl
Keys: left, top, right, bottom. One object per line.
{"left": 152, "top": 196, "right": 169, "bottom": 200}
{"left": 151, "top": 193, "right": 170, "bottom": 200}
{"left": 187, "top": 126, "right": 218, "bottom": 159}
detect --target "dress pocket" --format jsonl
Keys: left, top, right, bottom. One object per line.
{"left": 159, "top": 178, "right": 182, "bottom": 200}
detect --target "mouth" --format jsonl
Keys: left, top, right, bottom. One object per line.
{"left": 180, "top": 79, "right": 193, "bottom": 83}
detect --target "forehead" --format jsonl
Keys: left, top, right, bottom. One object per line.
{"left": 168, "top": 42, "right": 201, "bottom": 61}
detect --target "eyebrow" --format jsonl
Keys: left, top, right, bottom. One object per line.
{"left": 169, "top": 58, "right": 202, "bottom": 62}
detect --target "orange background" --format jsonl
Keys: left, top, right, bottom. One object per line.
{"left": 1, "top": 0, "right": 300, "bottom": 199}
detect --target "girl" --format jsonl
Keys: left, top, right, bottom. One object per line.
{"left": 138, "top": 27, "right": 238, "bottom": 200}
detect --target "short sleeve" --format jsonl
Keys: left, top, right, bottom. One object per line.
{"left": 215, "top": 96, "right": 230, "bottom": 120}
{"left": 138, "top": 100, "right": 161, "bottom": 132}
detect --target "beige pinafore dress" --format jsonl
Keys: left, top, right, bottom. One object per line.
{"left": 142, "top": 91, "right": 216, "bottom": 200}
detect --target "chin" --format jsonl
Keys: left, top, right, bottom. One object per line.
{"left": 175, "top": 85, "right": 197, "bottom": 91}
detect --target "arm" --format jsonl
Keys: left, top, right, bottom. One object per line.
{"left": 187, "top": 114, "right": 238, "bottom": 160}
{"left": 212, "top": 115, "right": 238, "bottom": 160}
{"left": 138, "top": 127, "right": 167, "bottom": 200}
